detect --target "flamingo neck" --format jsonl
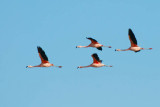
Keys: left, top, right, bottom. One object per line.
{"left": 78, "top": 65, "right": 91, "bottom": 68}
{"left": 76, "top": 46, "right": 89, "bottom": 48}
{"left": 53, "top": 65, "right": 62, "bottom": 68}
{"left": 26, "top": 65, "right": 41, "bottom": 68}
{"left": 104, "top": 65, "right": 112, "bottom": 67}
{"left": 102, "top": 45, "right": 112, "bottom": 48}
{"left": 141, "top": 48, "right": 152, "bottom": 50}
{"left": 115, "top": 48, "right": 130, "bottom": 51}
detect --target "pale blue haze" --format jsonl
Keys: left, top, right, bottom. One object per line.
{"left": 0, "top": 0, "right": 160, "bottom": 107}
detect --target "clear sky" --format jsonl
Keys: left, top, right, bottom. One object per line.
{"left": 0, "top": 0, "right": 160, "bottom": 107}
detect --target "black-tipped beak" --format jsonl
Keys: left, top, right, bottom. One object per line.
{"left": 26, "top": 66, "right": 28, "bottom": 68}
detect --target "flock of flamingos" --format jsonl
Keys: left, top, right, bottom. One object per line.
{"left": 26, "top": 28, "right": 152, "bottom": 69}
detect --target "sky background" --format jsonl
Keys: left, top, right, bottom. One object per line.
{"left": 0, "top": 0, "right": 160, "bottom": 107}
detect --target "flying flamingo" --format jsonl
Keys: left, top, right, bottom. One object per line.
{"left": 76, "top": 37, "right": 111, "bottom": 51}
{"left": 115, "top": 29, "right": 152, "bottom": 52}
{"left": 26, "top": 46, "right": 62, "bottom": 68}
{"left": 77, "top": 53, "right": 112, "bottom": 68}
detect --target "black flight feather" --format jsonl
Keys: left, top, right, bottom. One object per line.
{"left": 86, "top": 37, "right": 98, "bottom": 42}
{"left": 37, "top": 46, "right": 48, "bottom": 61}
{"left": 92, "top": 53, "right": 102, "bottom": 62}
{"left": 129, "top": 29, "right": 137, "bottom": 45}
{"left": 97, "top": 47, "right": 102, "bottom": 51}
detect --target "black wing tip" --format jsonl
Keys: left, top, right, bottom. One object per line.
{"left": 86, "top": 37, "right": 98, "bottom": 42}
{"left": 37, "top": 46, "right": 49, "bottom": 61}
{"left": 37, "top": 46, "right": 43, "bottom": 52}
{"left": 92, "top": 53, "right": 102, "bottom": 62}
{"left": 97, "top": 47, "right": 102, "bottom": 51}
{"left": 86, "top": 37, "right": 92, "bottom": 39}
{"left": 129, "top": 28, "right": 132, "bottom": 31}
{"left": 37, "top": 46, "right": 42, "bottom": 50}
{"left": 128, "top": 28, "right": 133, "bottom": 34}
{"left": 92, "top": 53, "right": 98, "bottom": 56}
{"left": 92, "top": 53, "right": 98, "bottom": 58}
{"left": 128, "top": 28, "right": 137, "bottom": 45}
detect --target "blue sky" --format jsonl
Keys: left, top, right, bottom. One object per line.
{"left": 0, "top": 0, "right": 160, "bottom": 107}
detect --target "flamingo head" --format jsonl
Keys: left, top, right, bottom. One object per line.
{"left": 77, "top": 66, "right": 82, "bottom": 69}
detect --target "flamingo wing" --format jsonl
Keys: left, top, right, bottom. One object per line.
{"left": 37, "top": 46, "right": 49, "bottom": 63}
{"left": 97, "top": 47, "right": 102, "bottom": 51}
{"left": 128, "top": 29, "right": 138, "bottom": 47}
{"left": 86, "top": 37, "right": 99, "bottom": 44}
{"left": 91, "top": 53, "right": 102, "bottom": 63}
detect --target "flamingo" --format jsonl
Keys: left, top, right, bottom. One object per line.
{"left": 26, "top": 46, "right": 62, "bottom": 68}
{"left": 115, "top": 29, "right": 152, "bottom": 52}
{"left": 77, "top": 53, "right": 112, "bottom": 68}
{"left": 76, "top": 37, "right": 111, "bottom": 51}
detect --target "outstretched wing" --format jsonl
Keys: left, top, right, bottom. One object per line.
{"left": 37, "top": 46, "right": 49, "bottom": 63}
{"left": 128, "top": 29, "right": 138, "bottom": 47}
{"left": 86, "top": 37, "right": 99, "bottom": 44}
{"left": 91, "top": 53, "right": 102, "bottom": 63}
